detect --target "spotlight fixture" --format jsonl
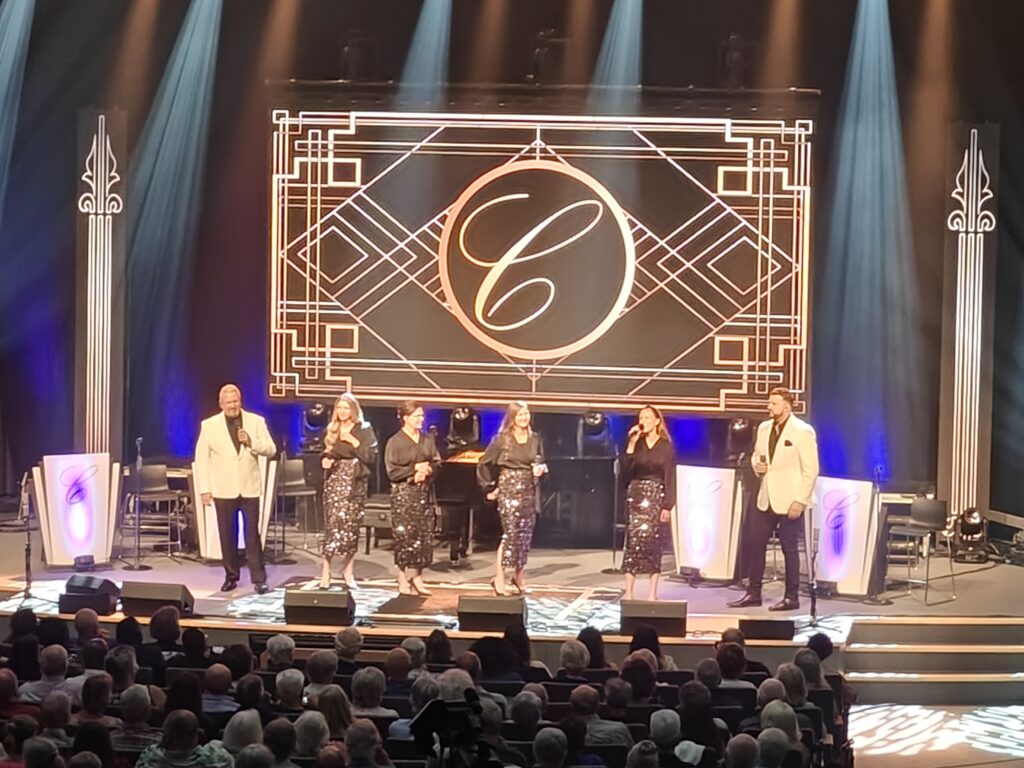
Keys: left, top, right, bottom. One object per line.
{"left": 577, "top": 411, "right": 612, "bottom": 457}
{"left": 726, "top": 418, "right": 752, "bottom": 465}
{"left": 954, "top": 507, "right": 988, "bottom": 564}
{"left": 447, "top": 407, "right": 480, "bottom": 453}
{"left": 300, "top": 402, "right": 331, "bottom": 452}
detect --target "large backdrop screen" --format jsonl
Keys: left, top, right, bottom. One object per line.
{"left": 269, "top": 110, "right": 813, "bottom": 414}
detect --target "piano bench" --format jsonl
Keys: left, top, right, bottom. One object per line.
{"left": 364, "top": 497, "right": 392, "bottom": 555}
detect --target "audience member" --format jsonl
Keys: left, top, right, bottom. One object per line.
{"left": 717, "top": 643, "right": 756, "bottom": 689}
{"left": 21, "top": 737, "right": 64, "bottom": 768}
{"left": 627, "top": 625, "right": 677, "bottom": 672}
{"left": 521, "top": 683, "right": 549, "bottom": 716}
{"left": 675, "top": 681, "right": 727, "bottom": 761}
{"left": 350, "top": 667, "right": 398, "bottom": 718}
{"left": 136, "top": 710, "right": 232, "bottom": 768}
{"left": 720, "top": 628, "right": 770, "bottom": 676}
{"left": 17, "top": 645, "right": 69, "bottom": 703}
{"left": 237, "top": 674, "right": 274, "bottom": 727}
{"left": 36, "top": 619, "right": 71, "bottom": 651}
{"left": 264, "top": 635, "right": 295, "bottom": 673}
{"left": 333, "top": 628, "right": 363, "bottom": 675}
{"left": 106, "top": 645, "right": 167, "bottom": 711}
{"left": 577, "top": 627, "right": 615, "bottom": 671}
{"left": 272, "top": 669, "right": 305, "bottom": 714}
{"left": 146, "top": 607, "right": 183, "bottom": 653}
{"left": 219, "top": 710, "right": 263, "bottom": 755}
{"left": 5, "top": 609, "right": 38, "bottom": 642}
{"left": 805, "top": 633, "right": 856, "bottom": 709}
{"left": 502, "top": 624, "right": 551, "bottom": 679}
{"left": 649, "top": 709, "right": 681, "bottom": 752}
{"left": 724, "top": 733, "right": 759, "bottom": 768}
{"left": 72, "top": 673, "right": 122, "bottom": 729}
{"left": 626, "top": 740, "right": 658, "bottom": 768}
{"left": 263, "top": 718, "right": 298, "bottom": 768}
{"left": 316, "top": 685, "right": 353, "bottom": 741}
{"left": 619, "top": 654, "right": 657, "bottom": 704}
{"left": 399, "top": 638, "right": 428, "bottom": 679}
{"left": 473, "top": 697, "right": 526, "bottom": 767}
{"left": 115, "top": 618, "right": 165, "bottom": 685}
{"left": 344, "top": 719, "right": 388, "bottom": 768}
{"left": 559, "top": 715, "right": 604, "bottom": 767}
{"left": 1, "top": 715, "right": 39, "bottom": 765}
{"left": 305, "top": 651, "right": 340, "bottom": 704}
{"left": 754, "top": 728, "right": 789, "bottom": 768}
{"left": 111, "top": 684, "right": 163, "bottom": 751}
{"left": 74, "top": 608, "right": 105, "bottom": 645}
{"left": 167, "top": 629, "right": 214, "bottom": 670}
{"left": 437, "top": 669, "right": 474, "bottom": 702}
{"left": 0, "top": 669, "right": 40, "bottom": 719}
{"left": 760, "top": 701, "right": 809, "bottom": 767}
{"left": 234, "top": 745, "right": 274, "bottom": 768}
{"left": 67, "top": 754, "right": 101, "bottom": 768}
{"left": 7, "top": 636, "right": 42, "bottom": 683}
{"left": 775, "top": 664, "right": 812, "bottom": 709}
{"left": 792, "top": 649, "right": 827, "bottom": 691}
{"left": 469, "top": 637, "right": 522, "bottom": 682}
{"left": 424, "top": 630, "right": 453, "bottom": 666}
{"left": 294, "top": 712, "right": 331, "bottom": 757}
{"left": 314, "top": 747, "right": 345, "bottom": 768}
{"left": 695, "top": 658, "right": 722, "bottom": 692}
{"left": 388, "top": 675, "right": 438, "bottom": 740}
{"left": 202, "top": 665, "right": 240, "bottom": 714}
{"left": 569, "top": 684, "right": 631, "bottom": 747}
{"left": 64, "top": 639, "right": 108, "bottom": 707}
{"left": 71, "top": 723, "right": 115, "bottom": 768}
{"left": 603, "top": 678, "right": 632, "bottom": 721}
{"left": 38, "top": 691, "right": 74, "bottom": 749}
{"left": 555, "top": 640, "right": 590, "bottom": 683}
{"left": 383, "top": 648, "right": 413, "bottom": 697}
{"left": 454, "top": 652, "right": 507, "bottom": 713}
{"left": 533, "top": 727, "right": 568, "bottom": 768}
{"left": 507, "top": 691, "right": 543, "bottom": 733}
{"left": 219, "top": 645, "right": 255, "bottom": 682}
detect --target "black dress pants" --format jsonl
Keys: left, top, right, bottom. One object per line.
{"left": 214, "top": 496, "right": 266, "bottom": 583}
{"left": 746, "top": 505, "right": 802, "bottom": 600}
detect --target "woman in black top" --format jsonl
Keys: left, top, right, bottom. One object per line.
{"left": 622, "top": 404, "right": 676, "bottom": 600}
{"left": 478, "top": 401, "right": 548, "bottom": 595}
{"left": 319, "top": 393, "right": 378, "bottom": 589}
{"left": 384, "top": 401, "right": 442, "bottom": 596}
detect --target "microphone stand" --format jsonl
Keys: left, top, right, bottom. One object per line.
{"left": 806, "top": 504, "right": 819, "bottom": 626}
{"left": 124, "top": 437, "right": 152, "bottom": 571}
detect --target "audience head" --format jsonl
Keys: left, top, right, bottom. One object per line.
{"left": 80, "top": 639, "right": 108, "bottom": 672}
{"left": 569, "top": 684, "right": 600, "bottom": 716}
{"left": 80, "top": 672, "right": 113, "bottom": 716}
{"left": 410, "top": 674, "right": 440, "bottom": 715}
{"left": 8, "top": 608, "right": 38, "bottom": 640}
{"left": 775, "top": 663, "right": 808, "bottom": 707}
{"left": 576, "top": 627, "right": 609, "bottom": 669}
{"left": 120, "top": 684, "right": 151, "bottom": 727}
{"left": 67, "top": 754, "right": 100, "bottom": 768}
{"left": 40, "top": 691, "right": 72, "bottom": 729}
{"left": 677, "top": 681, "right": 719, "bottom": 750}
{"left": 805, "top": 632, "right": 834, "bottom": 662}
{"left": 508, "top": 691, "right": 543, "bottom": 728}
{"left": 307, "top": 650, "right": 340, "bottom": 685}
{"left": 400, "top": 636, "right": 426, "bottom": 671}
{"left": 628, "top": 624, "right": 664, "bottom": 662}
{"left": 222, "top": 709, "right": 263, "bottom": 754}
{"left": 234, "top": 745, "right": 274, "bottom": 768}
{"left": 678, "top": 680, "right": 711, "bottom": 713}
{"left": 620, "top": 654, "right": 657, "bottom": 703}
{"left": 344, "top": 718, "right": 380, "bottom": 761}
{"left": 454, "top": 651, "right": 482, "bottom": 684}
{"left": 181, "top": 628, "right": 208, "bottom": 660}
{"left": 756, "top": 678, "right": 787, "bottom": 709}
{"left": 162, "top": 709, "right": 200, "bottom": 751}
{"left": 479, "top": 698, "right": 503, "bottom": 737}
{"left": 716, "top": 642, "right": 748, "bottom": 680}
{"left": 760, "top": 700, "right": 800, "bottom": 743}
{"left": 266, "top": 633, "right": 295, "bottom": 668}
{"left": 204, "top": 664, "right": 233, "bottom": 696}
{"left": 4, "top": 715, "right": 39, "bottom": 758}
{"left": 115, "top": 616, "right": 144, "bottom": 646}
{"left": 40, "top": 644, "right": 69, "bottom": 679}
{"left": 438, "top": 668, "right": 475, "bottom": 701}
{"left": 425, "top": 629, "right": 453, "bottom": 665}
{"left": 650, "top": 709, "right": 681, "bottom": 750}
{"left": 626, "top": 740, "right": 659, "bottom": 768}
{"left": 725, "top": 733, "right": 759, "bottom": 768}
{"left": 221, "top": 643, "right": 255, "bottom": 680}
{"left": 533, "top": 727, "right": 568, "bottom": 768}
{"left": 469, "top": 636, "right": 519, "bottom": 680}
{"left": 720, "top": 627, "right": 747, "bottom": 647}
{"left": 695, "top": 657, "right": 722, "bottom": 690}
{"left": 334, "top": 627, "right": 363, "bottom": 660}
{"left": 315, "top": 746, "right": 345, "bottom": 768}
{"left": 793, "top": 648, "right": 826, "bottom": 688}
{"left": 385, "top": 647, "right": 412, "bottom": 681}
{"left": 756, "top": 727, "right": 790, "bottom": 768}
{"left": 236, "top": 674, "right": 265, "bottom": 710}
{"left": 502, "top": 623, "right": 533, "bottom": 666}
{"left": 558, "top": 640, "right": 590, "bottom": 676}
{"left": 604, "top": 677, "right": 633, "bottom": 711}
{"left": 558, "top": 714, "right": 589, "bottom": 758}
{"left": 148, "top": 605, "right": 181, "bottom": 647}
{"left": 37, "top": 618, "right": 70, "bottom": 649}
{"left": 9, "top": 635, "right": 41, "bottom": 681}
{"left": 522, "top": 682, "right": 549, "bottom": 711}
{"left": 294, "top": 711, "right": 331, "bottom": 756}
{"left": 317, "top": 684, "right": 353, "bottom": 738}
{"left": 275, "top": 668, "right": 305, "bottom": 708}
{"left": 74, "top": 608, "right": 102, "bottom": 643}
{"left": 0, "top": 668, "right": 20, "bottom": 705}
{"left": 23, "top": 737, "right": 63, "bottom": 768}
{"left": 105, "top": 645, "right": 138, "bottom": 689}
{"left": 351, "top": 666, "right": 386, "bottom": 708}
{"left": 165, "top": 675, "right": 203, "bottom": 717}
{"left": 263, "top": 718, "right": 297, "bottom": 762}
{"left": 72, "top": 722, "right": 113, "bottom": 768}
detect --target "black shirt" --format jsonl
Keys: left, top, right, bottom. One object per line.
{"left": 477, "top": 432, "right": 544, "bottom": 490}
{"left": 384, "top": 430, "right": 442, "bottom": 483}
{"left": 322, "top": 423, "right": 378, "bottom": 480}
{"left": 225, "top": 414, "right": 242, "bottom": 453}
{"left": 622, "top": 436, "right": 677, "bottom": 511}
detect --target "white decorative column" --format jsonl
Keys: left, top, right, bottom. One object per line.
{"left": 938, "top": 125, "right": 999, "bottom": 525}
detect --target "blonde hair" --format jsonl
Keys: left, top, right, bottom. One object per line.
{"left": 639, "top": 405, "right": 671, "bottom": 443}
{"left": 498, "top": 401, "right": 532, "bottom": 441}
{"left": 324, "top": 393, "right": 365, "bottom": 452}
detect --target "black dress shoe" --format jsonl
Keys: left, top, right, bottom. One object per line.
{"left": 220, "top": 579, "right": 238, "bottom": 593}
{"left": 727, "top": 593, "right": 763, "bottom": 608}
{"left": 255, "top": 583, "right": 270, "bottom": 595}
{"left": 769, "top": 597, "right": 800, "bottom": 612}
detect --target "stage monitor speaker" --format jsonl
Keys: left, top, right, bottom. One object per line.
{"left": 284, "top": 588, "right": 355, "bottom": 626}
{"left": 620, "top": 599, "right": 688, "bottom": 637}
{"left": 120, "top": 582, "right": 195, "bottom": 617}
{"left": 739, "top": 618, "right": 795, "bottom": 641}
{"left": 58, "top": 575, "right": 120, "bottom": 615}
{"left": 457, "top": 595, "right": 527, "bottom": 632}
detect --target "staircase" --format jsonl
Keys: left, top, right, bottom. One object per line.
{"left": 844, "top": 617, "right": 1024, "bottom": 704}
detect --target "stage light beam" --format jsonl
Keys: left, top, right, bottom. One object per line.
{"left": 399, "top": 0, "right": 452, "bottom": 104}
{"left": 0, "top": 0, "right": 36, "bottom": 231}
{"left": 590, "top": 0, "right": 643, "bottom": 112}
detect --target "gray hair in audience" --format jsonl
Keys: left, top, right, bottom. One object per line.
{"left": 438, "top": 668, "right": 475, "bottom": 701}
{"left": 22, "top": 737, "right": 62, "bottom": 768}
{"left": 306, "top": 650, "right": 340, "bottom": 684}
{"left": 760, "top": 700, "right": 800, "bottom": 743}
{"left": 756, "top": 728, "right": 790, "bottom": 768}
{"left": 725, "top": 733, "right": 759, "bottom": 768}
{"left": 558, "top": 640, "right": 590, "bottom": 675}
{"left": 351, "top": 666, "right": 386, "bottom": 707}
{"left": 793, "top": 648, "right": 826, "bottom": 688}
{"left": 222, "top": 709, "right": 263, "bottom": 754}
{"left": 233, "top": 744, "right": 275, "bottom": 768}
{"left": 119, "top": 684, "right": 151, "bottom": 725}
{"left": 569, "top": 684, "right": 600, "bottom": 716}
{"left": 775, "top": 663, "right": 808, "bottom": 707}
{"left": 508, "top": 691, "right": 543, "bottom": 727}
{"left": 401, "top": 637, "right": 427, "bottom": 669}
{"left": 479, "top": 698, "right": 503, "bottom": 736}
{"left": 695, "top": 657, "right": 722, "bottom": 690}
{"left": 40, "top": 644, "right": 69, "bottom": 677}
{"left": 410, "top": 674, "right": 440, "bottom": 714}
{"left": 649, "top": 709, "right": 681, "bottom": 750}
{"left": 533, "top": 727, "right": 568, "bottom": 768}
{"left": 105, "top": 645, "right": 138, "bottom": 687}
{"left": 295, "top": 711, "right": 331, "bottom": 756}
{"left": 266, "top": 634, "right": 295, "bottom": 666}
{"left": 344, "top": 718, "right": 380, "bottom": 760}
{"left": 276, "top": 668, "right": 305, "bottom": 705}
{"left": 626, "top": 740, "right": 659, "bottom": 768}
{"left": 40, "top": 691, "right": 71, "bottom": 728}
{"left": 756, "top": 678, "right": 787, "bottom": 709}
{"left": 604, "top": 677, "right": 632, "bottom": 709}
{"left": 522, "top": 682, "right": 548, "bottom": 709}
{"left": 68, "top": 752, "right": 101, "bottom": 768}
{"left": 334, "top": 627, "right": 363, "bottom": 659}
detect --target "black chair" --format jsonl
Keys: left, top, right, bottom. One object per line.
{"left": 543, "top": 681, "right": 600, "bottom": 702}
{"left": 888, "top": 498, "right": 956, "bottom": 604}
{"left": 627, "top": 722, "right": 648, "bottom": 742}
{"left": 656, "top": 670, "right": 694, "bottom": 687}
{"left": 589, "top": 744, "right": 629, "bottom": 768}
{"left": 278, "top": 458, "right": 320, "bottom": 553}
{"left": 655, "top": 683, "right": 679, "bottom": 708}
{"left": 807, "top": 687, "right": 837, "bottom": 737}
{"left": 481, "top": 680, "right": 525, "bottom": 697}
{"left": 523, "top": 666, "right": 552, "bottom": 683}
{"left": 382, "top": 695, "right": 413, "bottom": 718}
{"left": 583, "top": 668, "right": 619, "bottom": 685}
{"left": 624, "top": 704, "right": 662, "bottom": 725}
{"left": 501, "top": 722, "right": 539, "bottom": 742}
{"left": 740, "top": 671, "right": 768, "bottom": 687}
{"left": 426, "top": 663, "right": 454, "bottom": 673}
{"left": 384, "top": 739, "right": 422, "bottom": 760}
{"left": 367, "top": 715, "right": 398, "bottom": 740}
{"left": 332, "top": 674, "right": 353, "bottom": 695}
{"left": 165, "top": 667, "right": 206, "bottom": 687}
{"left": 710, "top": 686, "right": 756, "bottom": 715}
{"left": 364, "top": 495, "right": 393, "bottom": 554}
{"left": 121, "top": 464, "right": 187, "bottom": 557}
{"left": 710, "top": 704, "right": 745, "bottom": 734}
{"left": 507, "top": 742, "right": 535, "bottom": 764}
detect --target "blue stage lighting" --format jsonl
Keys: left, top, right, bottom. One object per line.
{"left": 0, "top": 0, "right": 35, "bottom": 229}
{"left": 590, "top": 0, "right": 642, "bottom": 112}
{"left": 399, "top": 0, "right": 452, "bottom": 104}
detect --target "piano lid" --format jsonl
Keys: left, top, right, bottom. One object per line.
{"left": 445, "top": 449, "right": 485, "bottom": 464}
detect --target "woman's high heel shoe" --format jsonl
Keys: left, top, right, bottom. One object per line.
{"left": 411, "top": 579, "right": 432, "bottom": 597}
{"left": 490, "top": 578, "right": 508, "bottom": 597}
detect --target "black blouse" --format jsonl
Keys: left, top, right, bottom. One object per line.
{"left": 477, "top": 432, "right": 545, "bottom": 490}
{"left": 384, "top": 430, "right": 442, "bottom": 483}
{"left": 322, "top": 423, "right": 378, "bottom": 480}
{"left": 622, "top": 436, "right": 677, "bottom": 510}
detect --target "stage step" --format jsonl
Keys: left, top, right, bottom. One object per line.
{"left": 844, "top": 618, "right": 1024, "bottom": 704}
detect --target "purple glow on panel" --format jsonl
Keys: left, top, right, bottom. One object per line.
{"left": 685, "top": 476, "right": 723, "bottom": 566}
{"left": 820, "top": 488, "right": 857, "bottom": 576}
{"left": 59, "top": 464, "right": 98, "bottom": 546}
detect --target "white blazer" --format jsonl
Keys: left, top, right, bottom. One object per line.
{"left": 752, "top": 414, "right": 819, "bottom": 514}
{"left": 194, "top": 409, "right": 277, "bottom": 499}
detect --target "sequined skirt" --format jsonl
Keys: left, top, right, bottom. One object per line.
{"left": 390, "top": 481, "right": 435, "bottom": 569}
{"left": 623, "top": 478, "right": 665, "bottom": 575}
{"left": 498, "top": 467, "right": 538, "bottom": 570}
{"left": 322, "top": 458, "right": 366, "bottom": 561}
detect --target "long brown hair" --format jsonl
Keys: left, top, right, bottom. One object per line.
{"left": 498, "top": 400, "right": 532, "bottom": 441}
{"left": 324, "top": 393, "right": 365, "bottom": 452}
{"left": 639, "top": 404, "right": 672, "bottom": 443}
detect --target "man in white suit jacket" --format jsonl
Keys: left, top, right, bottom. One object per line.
{"left": 195, "top": 384, "right": 277, "bottom": 593}
{"left": 728, "top": 387, "right": 819, "bottom": 612}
